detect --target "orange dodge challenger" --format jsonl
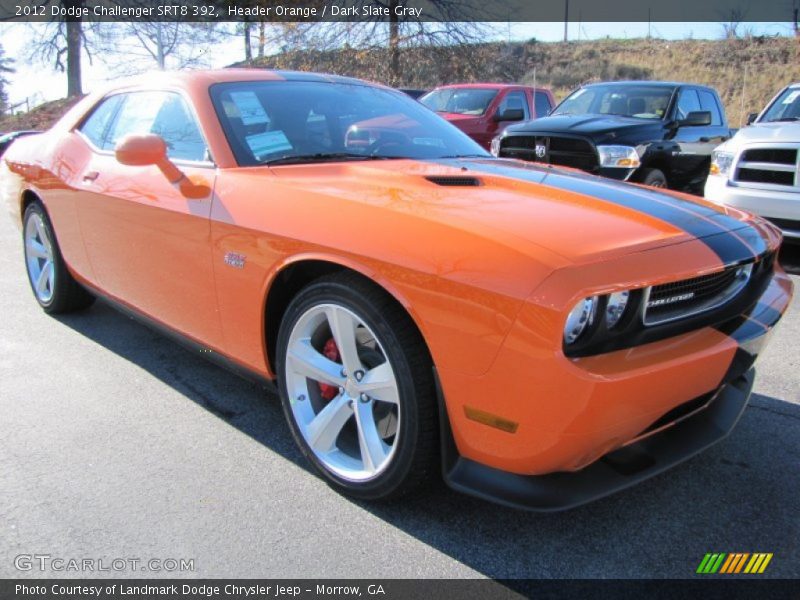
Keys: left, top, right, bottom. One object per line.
{"left": 1, "top": 70, "right": 793, "bottom": 510}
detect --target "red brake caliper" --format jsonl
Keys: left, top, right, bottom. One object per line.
{"left": 318, "top": 338, "right": 340, "bottom": 401}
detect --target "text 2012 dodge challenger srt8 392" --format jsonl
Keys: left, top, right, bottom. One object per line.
{"left": 1, "top": 70, "right": 793, "bottom": 511}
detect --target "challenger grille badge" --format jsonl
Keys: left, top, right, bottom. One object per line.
{"left": 647, "top": 292, "right": 695, "bottom": 308}
{"left": 224, "top": 252, "right": 246, "bottom": 269}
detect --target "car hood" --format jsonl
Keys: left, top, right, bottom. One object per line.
{"left": 259, "top": 158, "right": 764, "bottom": 268}
{"left": 734, "top": 121, "right": 800, "bottom": 143}
{"left": 505, "top": 114, "right": 662, "bottom": 138}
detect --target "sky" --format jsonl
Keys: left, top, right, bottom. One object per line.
{"left": 0, "top": 21, "right": 795, "bottom": 108}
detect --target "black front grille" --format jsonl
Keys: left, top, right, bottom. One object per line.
{"left": 741, "top": 148, "right": 798, "bottom": 164}
{"left": 737, "top": 168, "right": 795, "bottom": 186}
{"left": 500, "top": 135, "right": 598, "bottom": 172}
{"left": 644, "top": 264, "right": 749, "bottom": 325}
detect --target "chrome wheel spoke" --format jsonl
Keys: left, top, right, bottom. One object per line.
{"left": 358, "top": 362, "right": 399, "bottom": 405}
{"left": 306, "top": 394, "right": 353, "bottom": 453}
{"left": 354, "top": 401, "right": 388, "bottom": 474}
{"left": 35, "top": 261, "right": 51, "bottom": 295}
{"left": 287, "top": 339, "right": 345, "bottom": 387}
{"left": 26, "top": 239, "right": 48, "bottom": 259}
{"left": 325, "top": 306, "right": 362, "bottom": 376}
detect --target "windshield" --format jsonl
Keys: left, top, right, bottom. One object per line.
{"left": 211, "top": 81, "right": 489, "bottom": 166}
{"left": 760, "top": 87, "right": 800, "bottom": 122}
{"left": 552, "top": 84, "right": 675, "bottom": 120}
{"left": 419, "top": 88, "right": 499, "bottom": 116}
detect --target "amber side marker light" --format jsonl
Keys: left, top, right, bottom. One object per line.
{"left": 464, "top": 406, "right": 519, "bottom": 433}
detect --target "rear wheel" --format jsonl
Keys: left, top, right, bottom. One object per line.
{"left": 276, "top": 273, "right": 438, "bottom": 500}
{"left": 23, "top": 202, "right": 94, "bottom": 314}
{"left": 638, "top": 168, "right": 668, "bottom": 188}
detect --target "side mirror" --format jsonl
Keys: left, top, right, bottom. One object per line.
{"left": 495, "top": 108, "right": 525, "bottom": 122}
{"left": 678, "top": 110, "right": 712, "bottom": 127}
{"left": 746, "top": 112, "right": 759, "bottom": 125}
{"left": 115, "top": 134, "right": 209, "bottom": 199}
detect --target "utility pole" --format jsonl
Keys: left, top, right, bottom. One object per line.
{"left": 564, "top": 0, "right": 568, "bottom": 42}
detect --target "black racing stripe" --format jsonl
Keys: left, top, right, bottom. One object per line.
{"left": 438, "top": 158, "right": 760, "bottom": 264}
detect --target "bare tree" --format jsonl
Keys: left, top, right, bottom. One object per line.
{"left": 280, "top": 1, "right": 495, "bottom": 84}
{"left": 0, "top": 43, "right": 14, "bottom": 114}
{"left": 95, "top": 22, "right": 227, "bottom": 72}
{"left": 720, "top": 7, "right": 748, "bottom": 39}
{"left": 25, "top": 0, "right": 91, "bottom": 97}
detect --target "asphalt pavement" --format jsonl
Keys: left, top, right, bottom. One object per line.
{"left": 1, "top": 215, "right": 798, "bottom": 580}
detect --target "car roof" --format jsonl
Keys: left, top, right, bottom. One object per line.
{"left": 582, "top": 80, "right": 709, "bottom": 89}
{"left": 95, "top": 68, "right": 386, "bottom": 94}
{"left": 430, "top": 83, "right": 549, "bottom": 91}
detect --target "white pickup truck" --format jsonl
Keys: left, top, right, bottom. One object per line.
{"left": 705, "top": 82, "right": 800, "bottom": 242}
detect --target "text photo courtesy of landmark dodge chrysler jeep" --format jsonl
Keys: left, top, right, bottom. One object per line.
{"left": 492, "top": 81, "right": 733, "bottom": 193}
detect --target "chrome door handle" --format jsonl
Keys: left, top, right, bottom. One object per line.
{"left": 82, "top": 171, "right": 99, "bottom": 182}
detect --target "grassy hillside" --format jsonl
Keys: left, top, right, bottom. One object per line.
{"left": 3, "top": 37, "right": 799, "bottom": 132}
{"left": 249, "top": 36, "right": 800, "bottom": 127}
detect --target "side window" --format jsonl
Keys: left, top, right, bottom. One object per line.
{"left": 534, "top": 91, "right": 552, "bottom": 117}
{"left": 675, "top": 89, "right": 701, "bottom": 120}
{"left": 698, "top": 90, "right": 723, "bottom": 126}
{"left": 151, "top": 95, "right": 208, "bottom": 162}
{"left": 498, "top": 91, "right": 529, "bottom": 119}
{"left": 78, "top": 95, "right": 124, "bottom": 148}
{"left": 105, "top": 91, "right": 208, "bottom": 162}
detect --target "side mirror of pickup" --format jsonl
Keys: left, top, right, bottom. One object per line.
{"left": 678, "top": 111, "right": 712, "bottom": 127}
{"left": 494, "top": 108, "right": 525, "bottom": 122}
{"left": 115, "top": 134, "right": 209, "bottom": 199}
{"left": 746, "top": 112, "right": 759, "bottom": 125}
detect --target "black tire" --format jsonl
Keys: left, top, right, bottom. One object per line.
{"left": 22, "top": 201, "right": 95, "bottom": 314}
{"left": 638, "top": 168, "right": 668, "bottom": 188}
{"left": 275, "top": 272, "right": 438, "bottom": 501}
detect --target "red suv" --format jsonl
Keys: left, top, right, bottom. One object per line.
{"left": 420, "top": 83, "right": 555, "bottom": 150}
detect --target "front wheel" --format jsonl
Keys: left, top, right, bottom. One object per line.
{"left": 276, "top": 273, "right": 438, "bottom": 500}
{"left": 23, "top": 202, "right": 94, "bottom": 314}
{"left": 637, "top": 167, "right": 668, "bottom": 188}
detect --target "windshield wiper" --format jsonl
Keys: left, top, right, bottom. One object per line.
{"left": 264, "top": 153, "right": 401, "bottom": 166}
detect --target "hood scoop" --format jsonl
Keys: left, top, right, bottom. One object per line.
{"left": 425, "top": 175, "right": 482, "bottom": 187}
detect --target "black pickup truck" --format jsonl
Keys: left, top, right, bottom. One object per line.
{"left": 492, "top": 81, "right": 733, "bottom": 193}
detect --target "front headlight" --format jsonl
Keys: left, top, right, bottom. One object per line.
{"left": 564, "top": 296, "right": 598, "bottom": 344}
{"left": 596, "top": 145, "right": 641, "bottom": 168}
{"left": 709, "top": 151, "right": 734, "bottom": 176}
{"left": 490, "top": 136, "right": 501, "bottom": 157}
{"left": 605, "top": 291, "right": 630, "bottom": 328}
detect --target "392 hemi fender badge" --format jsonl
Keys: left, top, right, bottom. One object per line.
{"left": 223, "top": 252, "right": 246, "bottom": 269}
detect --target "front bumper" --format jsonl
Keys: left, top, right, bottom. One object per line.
{"left": 442, "top": 367, "right": 754, "bottom": 512}
{"left": 438, "top": 254, "right": 792, "bottom": 510}
{"left": 705, "top": 175, "right": 800, "bottom": 240}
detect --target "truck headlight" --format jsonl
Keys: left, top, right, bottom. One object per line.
{"left": 709, "top": 151, "right": 734, "bottom": 176}
{"left": 564, "top": 296, "right": 598, "bottom": 344}
{"left": 597, "top": 145, "right": 641, "bottom": 168}
{"left": 490, "top": 136, "right": 501, "bottom": 157}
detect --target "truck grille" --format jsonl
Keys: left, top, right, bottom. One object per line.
{"left": 643, "top": 262, "right": 754, "bottom": 326}
{"left": 733, "top": 145, "right": 800, "bottom": 190}
{"left": 500, "top": 135, "right": 598, "bottom": 172}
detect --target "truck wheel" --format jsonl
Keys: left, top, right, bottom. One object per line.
{"left": 638, "top": 168, "right": 668, "bottom": 188}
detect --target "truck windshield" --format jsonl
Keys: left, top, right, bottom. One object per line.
{"left": 552, "top": 85, "right": 675, "bottom": 120}
{"left": 760, "top": 87, "right": 800, "bottom": 122}
{"left": 420, "top": 88, "right": 499, "bottom": 116}
{"left": 210, "top": 81, "right": 489, "bottom": 166}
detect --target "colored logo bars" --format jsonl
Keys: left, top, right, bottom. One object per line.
{"left": 696, "top": 553, "right": 773, "bottom": 574}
